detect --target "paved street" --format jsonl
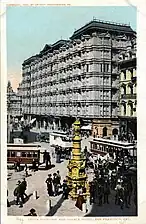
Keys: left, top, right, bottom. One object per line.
{"left": 7, "top": 133, "right": 136, "bottom": 216}
{"left": 7, "top": 159, "right": 85, "bottom": 216}
{"left": 7, "top": 136, "right": 93, "bottom": 216}
{"left": 86, "top": 190, "right": 137, "bottom": 217}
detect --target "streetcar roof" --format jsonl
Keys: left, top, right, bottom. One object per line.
{"left": 7, "top": 143, "right": 41, "bottom": 147}
{"left": 50, "top": 132, "right": 70, "bottom": 138}
{"left": 7, "top": 143, "right": 41, "bottom": 151}
{"left": 90, "top": 137, "right": 136, "bottom": 147}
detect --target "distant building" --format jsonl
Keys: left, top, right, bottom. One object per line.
{"left": 20, "top": 19, "right": 136, "bottom": 136}
{"left": 118, "top": 38, "right": 137, "bottom": 141}
{"left": 7, "top": 81, "right": 22, "bottom": 119}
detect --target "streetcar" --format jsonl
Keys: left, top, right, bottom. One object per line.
{"left": 90, "top": 137, "right": 137, "bottom": 158}
{"left": 7, "top": 143, "right": 41, "bottom": 166}
{"left": 50, "top": 131, "right": 72, "bottom": 149}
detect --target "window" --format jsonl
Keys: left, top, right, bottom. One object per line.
{"left": 7, "top": 151, "right": 10, "bottom": 157}
{"left": 11, "top": 151, "right": 16, "bottom": 157}
{"left": 22, "top": 152, "right": 26, "bottom": 157}
{"left": 124, "top": 105, "right": 126, "bottom": 115}
{"left": 100, "top": 64, "right": 103, "bottom": 72}
{"left": 124, "top": 71, "right": 126, "bottom": 80}
{"left": 130, "top": 86, "right": 133, "bottom": 94}
{"left": 130, "top": 105, "right": 133, "bottom": 116}
{"left": 33, "top": 152, "right": 38, "bottom": 158}
{"left": 17, "top": 152, "right": 21, "bottom": 157}
{"left": 27, "top": 152, "right": 32, "bottom": 157}
{"left": 104, "top": 64, "right": 109, "bottom": 72}
{"left": 103, "top": 127, "right": 107, "bottom": 137}
{"left": 87, "top": 64, "right": 89, "bottom": 72}
{"left": 124, "top": 86, "right": 126, "bottom": 95}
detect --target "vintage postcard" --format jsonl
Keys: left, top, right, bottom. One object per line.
{"left": 1, "top": 0, "right": 146, "bottom": 224}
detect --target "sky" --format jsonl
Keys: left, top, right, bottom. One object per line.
{"left": 7, "top": 6, "right": 137, "bottom": 91}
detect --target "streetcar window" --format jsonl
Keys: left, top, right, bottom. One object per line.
{"left": 22, "top": 152, "right": 26, "bottom": 157}
{"left": 7, "top": 151, "right": 10, "bottom": 157}
{"left": 109, "top": 148, "right": 112, "bottom": 153}
{"left": 27, "top": 152, "right": 32, "bottom": 157}
{"left": 17, "top": 152, "right": 21, "bottom": 157}
{"left": 33, "top": 152, "right": 37, "bottom": 158}
{"left": 11, "top": 151, "right": 16, "bottom": 157}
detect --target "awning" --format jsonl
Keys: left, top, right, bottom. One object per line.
{"left": 81, "top": 124, "right": 92, "bottom": 130}
{"left": 30, "top": 118, "right": 36, "bottom": 124}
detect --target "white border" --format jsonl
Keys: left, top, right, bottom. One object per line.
{"left": 1, "top": 0, "right": 146, "bottom": 223}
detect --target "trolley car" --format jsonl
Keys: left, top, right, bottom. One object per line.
{"left": 7, "top": 143, "right": 41, "bottom": 166}
{"left": 90, "top": 137, "right": 137, "bottom": 158}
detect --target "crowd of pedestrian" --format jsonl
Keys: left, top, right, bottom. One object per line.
{"left": 54, "top": 146, "right": 72, "bottom": 163}
{"left": 87, "top": 150, "right": 137, "bottom": 210}
{"left": 45, "top": 170, "right": 69, "bottom": 198}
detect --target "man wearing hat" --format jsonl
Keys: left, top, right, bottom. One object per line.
{"left": 45, "top": 174, "right": 53, "bottom": 196}
{"left": 111, "top": 169, "right": 117, "bottom": 190}
{"left": 62, "top": 179, "right": 69, "bottom": 199}
{"left": 115, "top": 179, "right": 122, "bottom": 205}
{"left": 26, "top": 208, "right": 37, "bottom": 216}
{"left": 14, "top": 180, "right": 24, "bottom": 207}
{"left": 52, "top": 173, "right": 59, "bottom": 196}
{"left": 103, "top": 179, "right": 110, "bottom": 204}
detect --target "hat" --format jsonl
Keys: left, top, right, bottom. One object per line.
{"left": 30, "top": 208, "right": 36, "bottom": 213}
{"left": 17, "top": 180, "right": 21, "bottom": 185}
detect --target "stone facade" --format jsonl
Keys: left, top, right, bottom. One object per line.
{"left": 118, "top": 38, "right": 137, "bottom": 140}
{"left": 19, "top": 20, "right": 136, "bottom": 132}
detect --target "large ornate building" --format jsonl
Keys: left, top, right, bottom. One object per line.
{"left": 19, "top": 19, "right": 136, "bottom": 135}
{"left": 118, "top": 38, "right": 137, "bottom": 141}
{"left": 7, "top": 81, "right": 22, "bottom": 119}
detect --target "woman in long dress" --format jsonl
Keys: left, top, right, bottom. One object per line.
{"left": 75, "top": 191, "right": 85, "bottom": 211}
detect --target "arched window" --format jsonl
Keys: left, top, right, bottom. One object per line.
{"left": 95, "top": 127, "right": 98, "bottom": 135}
{"left": 103, "top": 127, "right": 107, "bottom": 137}
{"left": 124, "top": 104, "right": 126, "bottom": 115}
{"left": 123, "top": 86, "right": 126, "bottom": 95}
{"left": 130, "top": 86, "right": 133, "bottom": 94}
{"left": 112, "top": 128, "right": 118, "bottom": 135}
{"left": 130, "top": 104, "right": 133, "bottom": 116}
